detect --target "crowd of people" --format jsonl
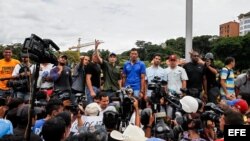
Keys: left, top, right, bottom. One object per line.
{"left": 0, "top": 40, "right": 250, "bottom": 141}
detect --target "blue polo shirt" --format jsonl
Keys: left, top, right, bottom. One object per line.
{"left": 123, "top": 60, "right": 146, "bottom": 90}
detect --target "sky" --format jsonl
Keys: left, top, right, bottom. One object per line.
{"left": 0, "top": 0, "right": 249, "bottom": 53}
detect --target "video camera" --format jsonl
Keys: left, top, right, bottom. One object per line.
{"left": 22, "top": 34, "right": 60, "bottom": 65}
{"left": 148, "top": 76, "right": 167, "bottom": 104}
{"left": 120, "top": 86, "right": 135, "bottom": 119}
{"left": 201, "top": 102, "right": 224, "bottom": 123}
{"left": 7, "top": 79, "right": 28, "bottom": 92}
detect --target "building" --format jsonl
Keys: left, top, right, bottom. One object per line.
{"left": 238, "top": 11, "right": 250, "bottom": 36}
{"left": 219, "top": 21, "right": 239, "bottom": 37}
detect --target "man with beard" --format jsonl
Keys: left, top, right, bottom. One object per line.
{"left": 50, "top": 55, "right": 72, "bottom": 96}
{"left": 183, "top": 51, "right": 206, "bottom": 99}
{"left": 12, "top": 53, "right": 35, "bottom": 101}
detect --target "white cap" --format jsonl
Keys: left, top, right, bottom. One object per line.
{"left": 180, "top": 96, "right": 198, "bottom": 113}
{"left": 110, "top": 124, "right": 148, "bottom": 141}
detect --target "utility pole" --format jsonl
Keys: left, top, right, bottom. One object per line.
{"left": 185, "top": 0, "right": 193, "bottom": 62}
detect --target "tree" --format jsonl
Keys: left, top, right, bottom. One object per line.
{"left": 193, "top": 35, "right": 213, "bottom": 56}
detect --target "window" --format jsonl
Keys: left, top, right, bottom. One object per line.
{"left": 244, "top": 19, "right": 250, "bottom": 24}
{"left": 244, "top": 25, "right": 250, "bottom": 29}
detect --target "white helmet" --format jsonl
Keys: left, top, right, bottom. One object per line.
{"left": 180, "top": 96, "right": 199, "bottom": 113}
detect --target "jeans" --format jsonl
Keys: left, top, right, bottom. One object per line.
{"left": 85, "top": 86, "right": 100, "bottom": 104}
{"left": 133, "top": 90, "right": 140, "bottom": 98}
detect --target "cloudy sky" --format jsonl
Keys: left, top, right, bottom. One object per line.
{"left": 0, "top": 0, "right": 249, "bottom": 53}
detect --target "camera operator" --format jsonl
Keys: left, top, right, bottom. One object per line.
{"left": 146, "top": 53, "right": 165, "bottom": 98}
{"left": 11, "top": 53, "right": 35, "bottom": 101}
{"left": 0, "top": 47, "right": 20, "bottom": 98}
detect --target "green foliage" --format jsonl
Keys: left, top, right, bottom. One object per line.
{"left": 61, "top": 50, "right": 80, "bottom": 64}
{"left": 211, "top": 34, "right": 250, "bottom": 71}
{"left": 214, "top": 60, "right": 224, "bottom": 69}
{"left": 1, "top": 33, "right": 249, "bottom": 71}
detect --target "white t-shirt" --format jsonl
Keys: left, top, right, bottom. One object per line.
{"left": 12, "top": 63, "right": 36, "bottom": 76}
{"left": 70, "top": 115, "right": 103, "bottom": 134}
{"left": 146, "top": 66, "right": 166, "bottom": 96}
{"left": 165, "top": 66, "right": 188, "bottom": 94}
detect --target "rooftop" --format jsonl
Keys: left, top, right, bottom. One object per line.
{"left": 238, "top": 11, "right": 250, "bottom": 19}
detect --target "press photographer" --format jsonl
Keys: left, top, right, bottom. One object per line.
{"left": 10, "top": 53, "right": 35, "bottom": 102}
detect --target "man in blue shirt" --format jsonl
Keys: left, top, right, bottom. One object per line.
{"left": 122, "top": 48, "right": 146, "bottom": 98}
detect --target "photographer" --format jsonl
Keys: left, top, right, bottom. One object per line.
{"left": 11, "top": 53, "right": 35, "bottom": 101}
{"left": 180, "top": 114, "right": 206, "bottom": 141}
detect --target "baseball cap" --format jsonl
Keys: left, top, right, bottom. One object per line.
{"left": 110, "top": 124, "right": 148, "bottom": 141}
{"left": 59, "top": 54, "right": 68, "bottom": 60}
{"left": 109, "top": 52, "right": 117, "bottom": 57}
{"left": 85, "top": 102, "right": 101, "bottom": 116}
{"left": 168, "top": 54, "right": 177, "bottom": 61}
{"left": 227, "top": 99, "right": 249, "bottom": 114}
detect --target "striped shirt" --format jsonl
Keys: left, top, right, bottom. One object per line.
{"left": 220, "top": 67, "right": 235, "bottom": 95}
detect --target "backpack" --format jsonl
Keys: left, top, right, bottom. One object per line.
{"left": 19, "top": 64, "right": 31, "bottom": 74}
{"left": 16, "top": 64, "right": 32, "bottom": 91}
{"left": 217, "top": 67, "right": 231, "bottom": 88}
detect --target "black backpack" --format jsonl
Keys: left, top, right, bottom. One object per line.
{"left": 19, "top": 64, "right": 31, "bottom": 75}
